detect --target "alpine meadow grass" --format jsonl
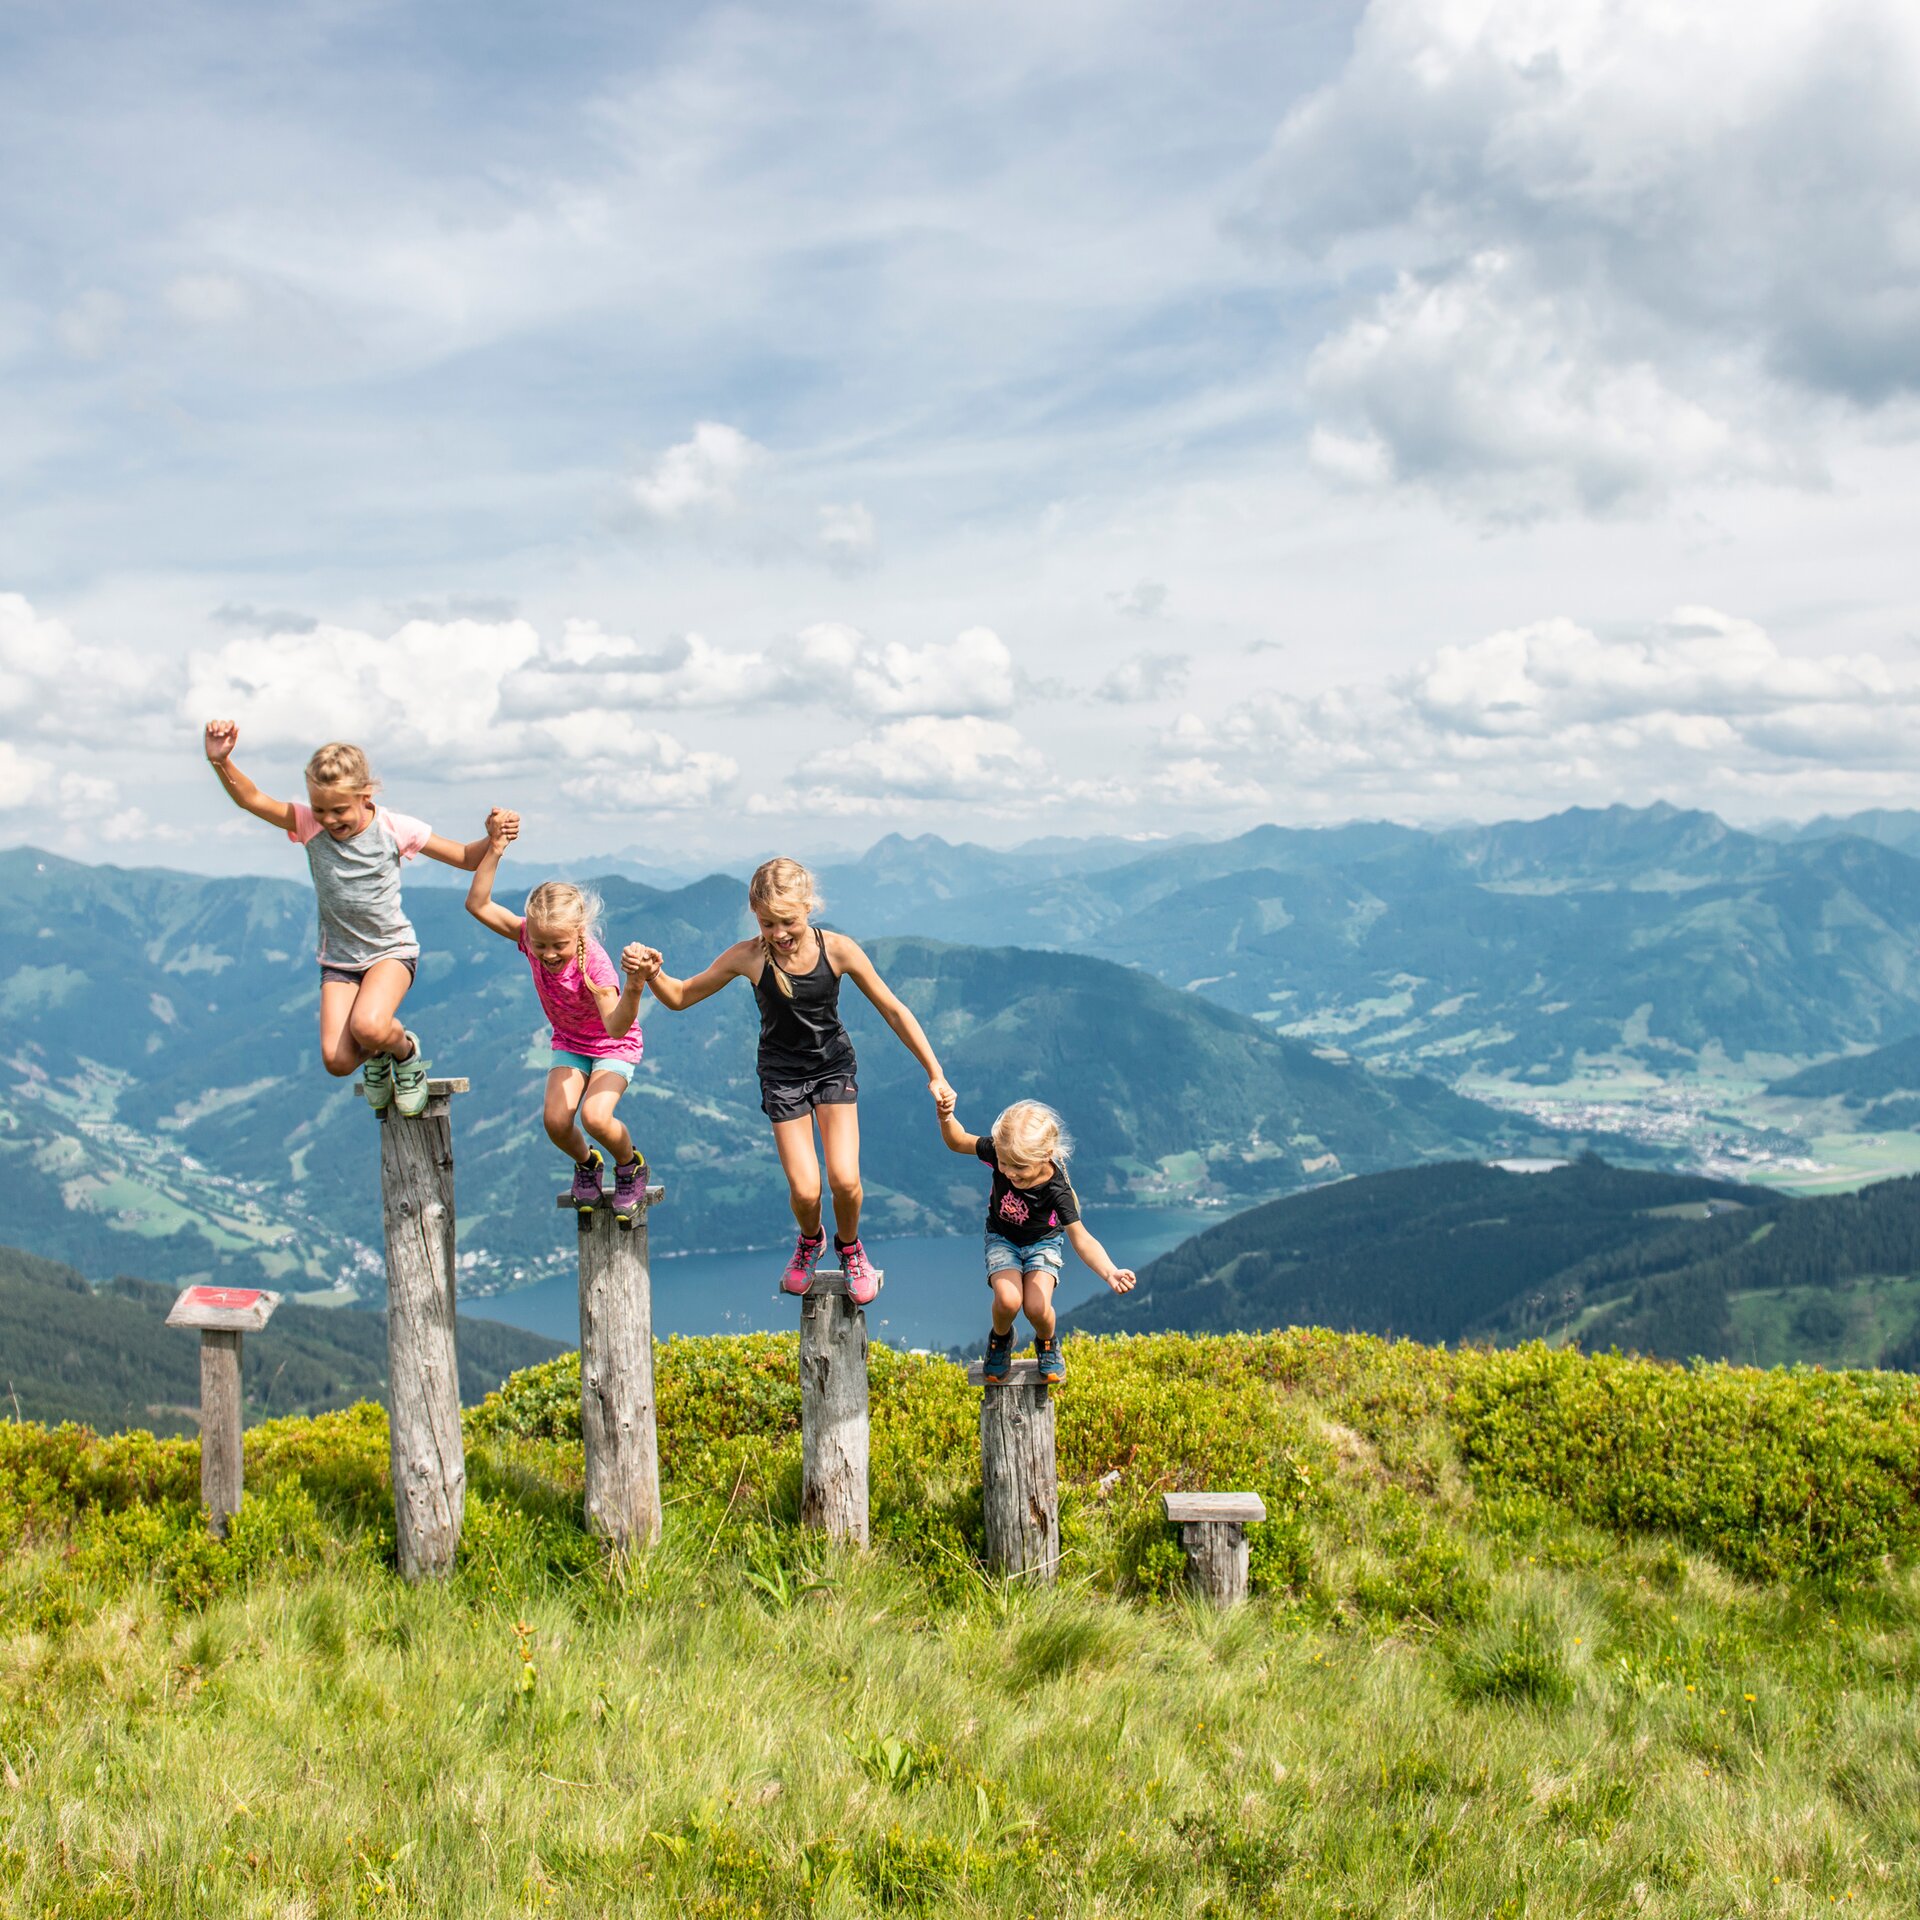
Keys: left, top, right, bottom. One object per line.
{"left": 3, "top": 1329, "right": 1918, "bottom": 1916}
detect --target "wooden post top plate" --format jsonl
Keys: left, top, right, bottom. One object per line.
{"left": 554, "top": 1186, "right": 668, "bottom": 1210}
{"left": 798, "top": 1268, "right": 883, "bottom": 1299}
{"left": 965, "top": 1356, "right": 1053, "bottom": 1387}
{"left": 353, "top": 1077, "right": 469, "bottom": 1101}
{"left": 1162, "top": 1492, "right": 1268, "bottom": 1524}
{"left": 166, "top": 1284, "right": 283, "bottom": 1333}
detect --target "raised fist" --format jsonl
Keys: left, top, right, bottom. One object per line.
{"left": 204, "top": 720, "right": 238, "bottom": 764}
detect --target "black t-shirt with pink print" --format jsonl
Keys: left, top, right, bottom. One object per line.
{"left": 975, "top": 1136, "right": 1081, "bottom": 1247}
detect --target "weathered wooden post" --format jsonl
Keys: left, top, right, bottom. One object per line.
{"left": 967, "top": 1357, "right": 1060, "bottom": 1583}
{"left": 1163, "top": 1492, "right": 1267, "bottom": 1608}
{"left": 797, "top": 1269, "right": 879, "bottom": 1545}
{"left": 165, "top": 1284, "right": 282, "bottom": 1537}
{"left": 359, "top": 1075, "right": 468, "bottom": 1581}
{"left": 555, "top": 1180, "right": 666, "bottom": 1550}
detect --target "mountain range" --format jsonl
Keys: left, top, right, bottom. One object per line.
{"left": 0, "top": 847, "right": 1517, "bottom": 1298}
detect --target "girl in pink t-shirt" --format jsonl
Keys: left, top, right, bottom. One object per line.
{"left": 465, "top": 816, "right": 652, "bottom": 1219}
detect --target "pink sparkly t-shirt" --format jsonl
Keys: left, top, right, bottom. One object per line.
{"left": 517, "top": 927, "right": 644, "bottom": 1062}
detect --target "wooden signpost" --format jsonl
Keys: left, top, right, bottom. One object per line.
{"left": 555, "top": 1181, "right": 666, "bottom": 1551}
{"left": 796, "top": 1270, "right": 878, "bottom": 1546}
{"left": 358, "top": 1076, "right": 468, "bottom": 1581}
{"left": 966, "top": 1356, "right": 1060, "bottom": 1583}
{"left": 166, "top": 1284, "right": 282, "bottom": 1536}
{"left": 1162, "top": 1491, "right": 1267, "bottom": 1608}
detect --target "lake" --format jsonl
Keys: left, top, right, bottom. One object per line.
{"left": 461, "top": 1205, "right": 1220, "bottom": 1353}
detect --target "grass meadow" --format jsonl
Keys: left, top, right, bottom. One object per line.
{"left": 4, "top": 1330, "right": 1919, "bottom": 1917}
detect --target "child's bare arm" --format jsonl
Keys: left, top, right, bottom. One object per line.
{"left": 937, "top": 1099, "right": 980, "bottom": 1155}
{"left": 1066, "top": 1220, "right": 1136, "bottom": 1294}
{"left": 464, "top": 818, "right": 523, "bottom": 941}
{"left": 202, "top": 721, "right": 296, "bottom": 832}
{"left": 599, "top": 945, "right": 649, "bottom": 1038}
{"left": 646, "top": 942, "right": 750, "bottom": 1013}
{"left": 421, "top": 818, "right": 499, "bottom": 871}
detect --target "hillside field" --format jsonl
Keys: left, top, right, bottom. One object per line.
{"left": 5, "top": 1330, "right": 1920, "bottom": 1915}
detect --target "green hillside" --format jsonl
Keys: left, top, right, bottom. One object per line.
{"left": 1071, "top": 1158, "right": 1920, "bottom": 1370}
{"left": 5, "top": 1331, "right": 1919, "bottom": 1916}
{"left": 0, "top": 848, "right": 1517, "bottom": 1298}
{"left": 0, "top": 1242, "right": 565, "bottom": 1434}
{"left": 1768, "top": 1033, "right": 1920, "bottom": 1136}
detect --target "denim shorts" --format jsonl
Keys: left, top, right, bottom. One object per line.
{"left": 984, "top": 1230, "right": 1065, "bottom": 1282}
{"left": 548, "top": 1051, "right": 638, "bottom": 1084}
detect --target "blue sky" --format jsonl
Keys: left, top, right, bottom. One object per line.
{"left": 4, "top": 0, "right": 1920, "bottom": 871}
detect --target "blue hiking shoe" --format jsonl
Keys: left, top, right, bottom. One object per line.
{"left": 1035, "top": 1336, "right": 1066, "bottom": 1386}
{"left": 982, "top": 1328, "right": 1015, "bottom": 1383}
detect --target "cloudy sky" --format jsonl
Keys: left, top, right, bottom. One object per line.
{"left": 5, "top": 0, "right": 1920, "bottom": 873}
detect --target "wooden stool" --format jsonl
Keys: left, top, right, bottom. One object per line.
{"left": 166, "top": 1284, "right": 282, "bottom": 1536}
{"left": 1162, "top": 1492, "right": 1267, "bottom": 1608}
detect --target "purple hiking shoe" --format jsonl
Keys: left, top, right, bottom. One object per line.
{"left": 570, "top": 1149, "right": 605, "bottom": 1216}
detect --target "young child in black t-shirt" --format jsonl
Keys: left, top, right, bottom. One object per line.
{"left": 935, "top": 1092, "right": 1135, "bottom": 1383}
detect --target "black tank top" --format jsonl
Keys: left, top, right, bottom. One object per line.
{"left": 753, "top": 934, "right": 857, "bottom": 1081}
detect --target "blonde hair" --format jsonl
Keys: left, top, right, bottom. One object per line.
{"left": 993, "top": 1100, "right": 1070, "bottom": 1169}
{"left": 304, "top": 742, "right": 377, "bottom": 793}
{"left": 748, "top": 856, "right": 821, "bottom": 1000}
{"left": 523, "top": 880, "right": 603, "bottom": 944}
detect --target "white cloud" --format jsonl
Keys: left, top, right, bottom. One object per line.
{"left": 818, "top": 501, "right": 876, "bottom": 564}
{"left": 1250, "top": 0, "right": 1920, "bottom": 511}
{"left": 786, "top": 622, "right": 1013, "bottom": 718}
{"left": 164, "top": 272, "right": 249, "bottom": 324}
{"left": 1096, "top": 649, "right": 1188, "bottom": 704}
{"left": 557, "top": 730, "right": 738, "bottom": 813}
{"left": 632, "top": 421, "right": 766, "bottom": 519}
{"left": 780, "top": 714, "right": 1046, "bottom": 811}
{"left": 1110, "top": 579, "right": 1168, "bottom": 620}
{"left": 54, "top": 289, "right": 125, "bottom": 360}
{"left": 0, "top": 592, "right": 164, "bottom": 739}
{"left": 1201, "top": 605, "right": 1920, "bottom": 812}
{"left": 0, "top": 740, "right": 50, "bottom": 809}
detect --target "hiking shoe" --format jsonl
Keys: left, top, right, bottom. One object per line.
{"left": 391, "top": 1034, "right": 430, "bottom": 1118}
{"left": 612, "top": 1156, "right": 646, "bottom": 1219}
{"left": 570, "top": 1149, "right": 605, "bottom": 1211}
{"left": 361, "top": 1051, "right": 395, "bottom": 1113}
{"left": 781, "top": 1228, "right": 827, "bottom": 1295}
{"left": 982, "top": 1328, "right": 1015, "bottom": 1383}
{"left": 1035, "top": 1337, "right": 1066, "bottom": 1385}
{"left": 841, "top": 1238, "right": 880, "bottom": 1306}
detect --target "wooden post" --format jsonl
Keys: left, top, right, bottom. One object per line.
{"left": 797, "top": 1270, "right": 878, "bottom": 1546}
{"left": 1162, "top": 1492, "right": 1267, "bottom": 1608}
{"left": 555, "top": 1183, "right": 666, "bottom": 1551}
{"left": 360, "top": 1076, "right": 469, "bottom": 1581}
{"left": 165, "top": 1285, "right": 282, "bottom": 1537}
{"left": 967, "top": 1357, "right": 1059, "bottom": 1583}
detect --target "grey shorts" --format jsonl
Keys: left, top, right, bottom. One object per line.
{"left": 320, "top": 956, "right": 417, "bottom": 989}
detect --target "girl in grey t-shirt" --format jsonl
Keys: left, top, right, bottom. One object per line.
{"left": 203, "top": 723, "right": 498, "bottom": 1117}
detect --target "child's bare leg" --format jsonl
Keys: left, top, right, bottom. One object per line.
{"left": 578, "top": 1075, "right": 634, "bottom": 1164}
{"left": 988, "top": 1270, "right": 1023, "bottom": 1337}
{"left": 346, "top": 959, "right": 416, "bottom": 1061}
{"left": 815, "top": 1101, "right": 863, "bottom": 1242}
{"left": 1023, "top": 1270, "right": 1058, "bottom": 1342}
{"left": 771, "top": 1116, "right": 825, "bottom": 1237}
{"left": 318, "top": 980, "right": 365, "bottom": 1076}
{"left": 543, "top": 1067, "right": 590, "bottom": 1157}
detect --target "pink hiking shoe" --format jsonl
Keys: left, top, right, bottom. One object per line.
{"left": 780, "top": 1228, "right": 827, "bottom": 1295}
{"left": 840, "top": 1238, "right": 880, "bottom": 1306}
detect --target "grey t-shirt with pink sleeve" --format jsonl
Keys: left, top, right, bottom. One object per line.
{"left": 287, "top": 804, "right": 433, "bottom": 970}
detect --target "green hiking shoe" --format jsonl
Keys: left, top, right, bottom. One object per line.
{"left": 391, "top": 1034, "right": 431, "bottom": 1118}
{"left": 361, "top": 1051, "right": 395, "bottom": 1113}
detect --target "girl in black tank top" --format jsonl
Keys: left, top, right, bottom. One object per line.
{"left": 634, "top": 857, "right": 954, "bottom": 1307}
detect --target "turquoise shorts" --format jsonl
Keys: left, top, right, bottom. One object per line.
{"left": 549, "top": 1051, "right": 638, "bottom": 1084}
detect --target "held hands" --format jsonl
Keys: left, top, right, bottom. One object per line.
{"left": 203, "top": 720, "right": 238, "bottom": 764}
{"left": 484, "top": 807, "right": 520, "bottom": 854}
{"left": 930, "top": 1076, "right": 956, "bottom": 1112}
{"left": 1105, "top": 1267, "right": 1138, "bottom": 1295}
{"left": 621, "top": 943, "right": 663, "bottom": 985}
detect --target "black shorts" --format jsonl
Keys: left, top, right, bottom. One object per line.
{"left": 759, "top": 1068, "right": 859, "bottom": 1124}
{"left": 320, "top": 956, "right": 418, "bottom": 989}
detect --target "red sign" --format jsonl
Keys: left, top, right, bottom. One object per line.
{"left": 183, "top": 1286, "right": 264, "bottom": 1311}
